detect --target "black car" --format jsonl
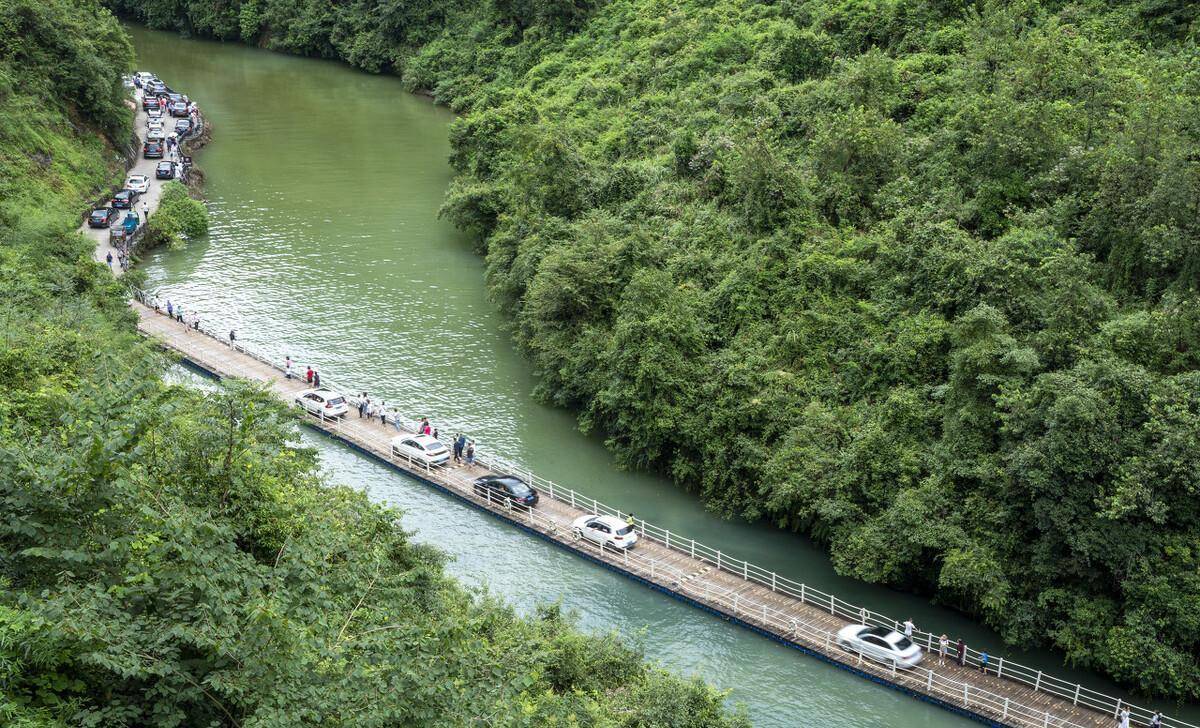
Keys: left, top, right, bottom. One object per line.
{"left": 88, "top": 207, "right": 119, "bottom": 228}
{"left": 143, "top": 140, "right": 163, "bottom": 159}
{"left": 472, "top": 474, "right": 539, "bottom": 508}
{"left": 112, "top": 189, "right": 139, "bottom": 209}
{"left": 155, "top": 161, "right": 177, "bottom": 180}
{"left": 141, "top": 95, "right": 158, "bottom": 110}
{"left": 174, "top": 119, "right": 192, "bottom": 135}
{"left": 170, "top": 101, "right": 188, "bottom": 118}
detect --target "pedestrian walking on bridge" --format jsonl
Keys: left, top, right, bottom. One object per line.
{"left": 955, "top": 638, "right": 965, "bottom": 666}
{"left": 313, "top": 371, "right": 321, "bottom": 388}
{"left": 452, "top": 433, "right": 464, "bottom": 463}
{"left": 305, "top": 366, "right": 313, "bottom": 384}
{"left": 285, "top": 356, "right": 293, "bottom": 379}
{"left": 106, "top": 251, "right": 113, "bottom": 268}
{"left": 465, "top": 441, "right": 476, "bottom": 467}
{"left": 1118, "top": 708, "right": 1130, "bottom": 728}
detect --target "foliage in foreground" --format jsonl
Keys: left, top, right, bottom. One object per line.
{"left": 0, "top": 2, "right": 746, "bottom": 725}
{"left": 110, "top": 0, "right": 1200, "bottom": 700}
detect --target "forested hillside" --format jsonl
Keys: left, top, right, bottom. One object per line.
{"left": 109, "top": 0, "right": 1200, "bottom": 700}
{"left": 0, "top": 2, "right": 746, "bottom": 724}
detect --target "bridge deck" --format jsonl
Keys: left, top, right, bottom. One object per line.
{"left": 134, "top": 300, "right": 1116, "bottom": 728}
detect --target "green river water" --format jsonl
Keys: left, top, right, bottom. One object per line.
{"left": 130, "top": 25, "right": 1190, "bottom": 727}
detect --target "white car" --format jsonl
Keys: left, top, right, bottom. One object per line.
{"left": 147, "top": 120, "right": 165, "bottom": 135}
{"left": 125, "top": 174, "right": 150, "bottom": 193}
{"left": 390, "top": 434, "right": 450, "bottom": 466}
{"left": 294, "top": 388, "right": 349, "bottom": 418}
{"left": 836, "top": 625, "right": 924, "bottom": 668}
{"left": 147, "top": 106, "right": 163, "bottom": 119}
{"left": 571, "top": 515, "right": 639, "bottom": 550}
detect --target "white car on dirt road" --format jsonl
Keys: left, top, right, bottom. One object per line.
{"left": 294, "top": 388, "right": 349, "bottom": 418}
{"left": 571, "top": 515, "right": 639, "bottom": 550}
{"left": 125, "top": 174, "right": 150, "bottom": 193}
{"left": 835, "top": 624, "right": 924, "bottom": 668}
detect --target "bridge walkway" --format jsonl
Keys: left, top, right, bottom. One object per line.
{"left": 133, "top": 299, "right": 1135, "bottom": 728}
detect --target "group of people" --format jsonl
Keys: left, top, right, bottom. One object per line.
{"left": 151, "top": 298, "right": 203, "bottom": 332}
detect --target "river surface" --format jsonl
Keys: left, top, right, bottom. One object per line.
{"left": 131, "top": 25, "right": 1191, "bottom": 727}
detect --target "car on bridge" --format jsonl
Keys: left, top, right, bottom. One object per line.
{"left": 147, "top": 106, "right": 163, "bottom": 119}
{"left": 155, "top": 161, "right": 177, "bottom": 180}
{"left": 88, "top": 207, "right": 119, "bottom": 228}
{"left": 143, "top": 140, "right": 164, "bottom": 159}
{"left": 126, "top": 174, "right": 150, "bottom": 194}
{"left": 294, "top": 388, "right": 349, "bottom": 418}
{"left": 472, "top": 474, "right": 539, "bottom": 508}
{"left": 836, "top": 625, "right": 924, "bottom": 669}
{"left": 147, "top": 119, "right": 164, "bottom": 136}
{"left": 390, "top": 434, "right": 450, "bottom": 467}
{"left": 571, "top": 515, "right": 638, "bottom": 550}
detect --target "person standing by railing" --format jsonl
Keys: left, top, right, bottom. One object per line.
{"left": 313, "top": 370, "right": 321, "bottom": 388}
{"left": 1118, "top": 708, "right": 1130, "bottom": 728}
{"left": 978, "top": 651, "right": 990, "bottom": 674}
{"left": 938, "top": 634, "right": 949, "bottom": 665}
{"left": 902, "top": 618, "right": 915, "bottom": 639}
{"left": 305, "top": 366, "right": 313, "bottom": 384}
{"left": 285, "top": 356, "right": 293, "bottom": 379}
{"left": 1149, "top": 711, "right": 1163, "bottom": 727}
{"left": 956, "top": 638, "right": 966, "bottom": 666}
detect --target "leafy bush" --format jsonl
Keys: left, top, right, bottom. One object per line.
{"left": 146, "top": 181, "right": 208, "bottom": 249}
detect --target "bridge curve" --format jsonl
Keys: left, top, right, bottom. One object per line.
{"left": 130, "top": 290, "right": 1185, "bottom": 728}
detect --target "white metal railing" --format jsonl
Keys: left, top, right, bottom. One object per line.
{"left": 128, "top": 286, "right": 1193, "bottom": 728}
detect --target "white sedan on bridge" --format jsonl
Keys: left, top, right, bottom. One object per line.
{"left": 571, "top": 515, "right": 639, "bottom": 550}
{"left": 294, "top": 388, "right": 349, "bottom": 418}
{"left": 836, "top": 624, "right": 924, "bottom": 668}
{"left": 390, "top": 434, "right": 450, "bottom": 467}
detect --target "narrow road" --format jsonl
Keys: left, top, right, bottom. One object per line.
{"left": 79, "top": 86, "right": 179, "bottom": 269}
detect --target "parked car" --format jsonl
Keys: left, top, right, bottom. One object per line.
{"left": 155, "top": 161, "right": 177, "bottom": 180}
{"left": 390, "top": 434, "right": 450, "bottom": 467}
{"left": 294, "top": 388, "right": 349, "bottom": 418}
{"left": 147, "top": 119, "right": 164, "bottom": 135}
{"left": 142, "top": 95, "right": 158, "bottom": 111}
{"left": 473, "top": 474, "right": 539, "bottom": 508}
{"left": 119, "top": 211, "right": 140, "bottom": 235}
{"left": 146, "top": 106, "right": 163, "bottom": 119}
{"left": 174, "top": 119, "right": 192, "bottom": 135}
{"left": 112, "top": 189, "right": 139, "bottom": 209}
{"left": 125, "top": 174, "right": 150, "bottom": 193}
{"left": 88, "top": 207, "right": 119, "bottom": 228}
{"left": 143, "top": 140, "right": 164, "bottom": 159}
{"left": 170, "top": 101, "right": 189, "bottom": 118}
{"left": 570, "top": 515, "right": 639, "bottom": 550}
{"left": 835, "top": 625, "right": 924, "bottom": 669}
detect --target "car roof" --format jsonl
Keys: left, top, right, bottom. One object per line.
{"left": 411, "top": 434, "right": 443, "bottom": 446}
{"left": 590, "top": 515, "right": 630, "bottom": 529}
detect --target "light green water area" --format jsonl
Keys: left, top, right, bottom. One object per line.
{"left": 133, "top": 25, "right": 1186, "bottom": 727}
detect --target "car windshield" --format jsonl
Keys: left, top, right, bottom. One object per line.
{"left": 327, "top": 397, "right": 345, "bottom": 405}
